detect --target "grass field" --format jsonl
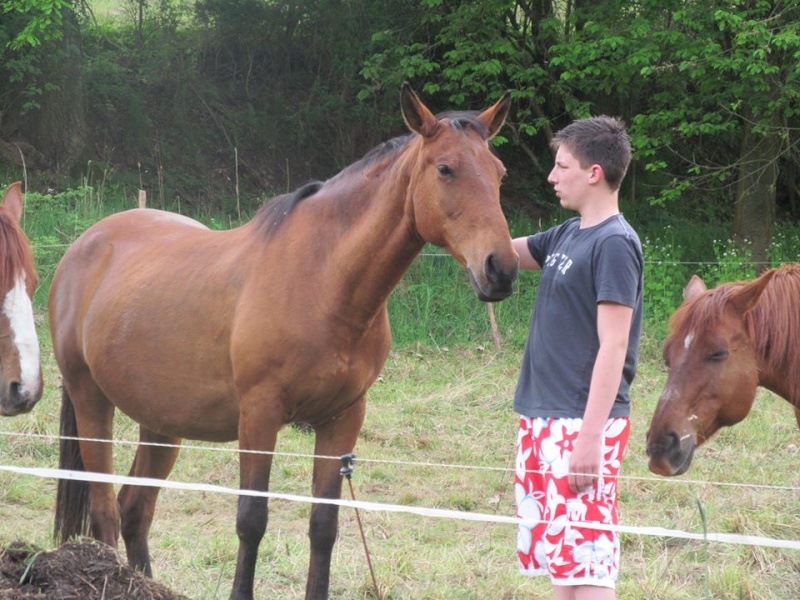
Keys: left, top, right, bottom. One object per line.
{"left": 2, "top": 182, "right": 800, "bottom": 598}
{"left": 1, "top": 323, "right": 799, "bottom": 599}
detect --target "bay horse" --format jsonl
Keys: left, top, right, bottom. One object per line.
{"left": 646, "top": 264, "right": 800, "bottom": 476}
{"left": 50, "top": 84, "right": 518, "bottom": 600}
{"left": 0, "top": 181, "right": 42, "bottom": 416}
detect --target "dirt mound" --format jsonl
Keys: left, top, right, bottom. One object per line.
{"left": 0, "top": 540, "right": 190, "bottom": 600}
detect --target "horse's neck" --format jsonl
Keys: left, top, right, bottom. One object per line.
{"left": 246, "top": 161, "right": 423, "bottom": 328}
{"left": 319, "top": 167, "right": 424, "bottom": 318}
{"left": 748, "top": 310, "right": 800, "bottom": 407}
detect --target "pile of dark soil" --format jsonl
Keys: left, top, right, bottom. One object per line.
{"left": 0, "top": 540, "right": 190, "bottom": 600}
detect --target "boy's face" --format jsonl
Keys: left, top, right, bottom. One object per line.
{"left": 547, "top": 146, "right": 595, "bottom": 212}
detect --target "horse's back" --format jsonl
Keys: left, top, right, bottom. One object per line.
{"left": 49, "top": 209, "right": 217, "bottom": 348}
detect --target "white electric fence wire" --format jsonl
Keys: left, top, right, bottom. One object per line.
{"left": 3, "top": 429, "right": 800, "bottom": 493}
{"left": 1, "top": 463, "right": 799, "bottom": 552}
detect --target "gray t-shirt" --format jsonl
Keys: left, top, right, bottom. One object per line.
{"left": 513, "top": 214, "right": 643, "bottom": 419}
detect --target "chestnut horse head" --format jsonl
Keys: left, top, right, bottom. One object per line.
{"left": 646, "top": 265, "right": 800, "bottom": 476}
{"left": 0, "top": 182, "right": 41, "bottom": 416}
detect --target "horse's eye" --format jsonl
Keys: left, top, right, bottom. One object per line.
{"left": 437, "top": 165, "right": 454, "bottom": 177}
{"left": 707, "top": 349, "right": 729, "bottom": 362}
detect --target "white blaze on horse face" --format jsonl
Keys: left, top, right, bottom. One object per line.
{"left": 2, "top": 275, "right": 41, "bottom": 397}
{"left": 683, "top": 332, "right": 693, "bottom": 350}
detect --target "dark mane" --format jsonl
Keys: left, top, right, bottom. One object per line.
{"left": 253, "top": 181, "right": 323, "bottom": 237}
{"left": 327, "top": 135, "right": 413, "bottom": 184}
{"left": 0, "top": 207, "right": 35, "bottom": 292}
{"left": 436, "top": 110, "right": 490, "bottom": 139}
{"left": 330, "top": 111, "right": 493, "bottom": 183}
{"left": 252, "top": 113, "right": 492, "bottom": 238}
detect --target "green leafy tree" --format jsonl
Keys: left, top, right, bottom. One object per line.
{"left": 1, "top": 0, "right": 87, "bottom": 174}
{"left": 361, "top": 0, "right": 800, "bottom": 263}
{"left": 1, "top": 0, "right": 73, "bottom": 49}
{"left": 552, "top": 1, "right": 800, "bottom": 266}
{"left": 361, "top": 0, "right": 561, "bottom": 184}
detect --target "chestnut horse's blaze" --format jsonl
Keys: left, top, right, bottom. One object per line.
{"left": 50, "top": 84, "right": 518, "bottom": 600}
{"left": 646, "top": 265, "right": 800, "bottom": 476}
{"left": 0, "top": 181, "right": 42, "bottom": 417}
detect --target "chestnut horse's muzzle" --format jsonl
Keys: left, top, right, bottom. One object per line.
{"left": 646, "top": 429, "right": 696, "bottom": 476}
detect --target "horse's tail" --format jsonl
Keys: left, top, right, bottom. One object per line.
{"left": 54, "top": 386, "right": 90, "bottom": 544}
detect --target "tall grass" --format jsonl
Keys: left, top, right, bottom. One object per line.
{"left": 2, "top": 344, "right": 800, "bottom": 599}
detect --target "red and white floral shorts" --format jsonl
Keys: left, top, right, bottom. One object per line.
{"left": 515, "top": 416, "right": 630, "bottom": 589}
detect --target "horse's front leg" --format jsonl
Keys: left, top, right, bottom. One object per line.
{"left": 305, "top": 396, "right": 366, "bottom": 600}
{"left": 118, "top": 427, "right": 182, "bottom": 577}
{"left": 230, "top": 400, "right": 281, "bottom": 600}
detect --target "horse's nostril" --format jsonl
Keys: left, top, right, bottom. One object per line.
{"left": 666, "top": 431, "right": 681, "bottom": 451}
{"left": 484, "top": 252, "right": 518, "bottom": 287}
{"left": 485, "top": 253, "right": 498, "bottom": 280}
{"left": 647, "top": 430, "right": 680, "bottom": 458}
{"left": 9, "top": 381, "right": 22, "bottom": 400}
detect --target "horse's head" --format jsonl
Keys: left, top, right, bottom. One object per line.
{"left": 399, "top": 83, "right": 518, "bottom": 302}
{"left": 0, "top": 182, "right": 42, "bottom": 416}
{"left": 646, "top": 272, "right": 775, "bottom": 476}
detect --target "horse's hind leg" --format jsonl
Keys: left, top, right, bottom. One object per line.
{"left": 305, "top": 397, "right": 366, "bottom": 600}
{"left": 67, "top": 375, "right": 120, "bottom": 547}
{"left": 118, "top": 427, "right": 182, "bottom": 577}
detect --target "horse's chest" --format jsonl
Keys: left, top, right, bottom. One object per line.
{"left": 269, "top": 341, "right": 387, "bottom": 424}
{"left": 298, "top": 347, "right": 381, "bottom": 401}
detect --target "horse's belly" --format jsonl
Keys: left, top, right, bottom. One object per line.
{"left": 86, "top": 327, "right": 241, "bottom": 442}
{"left": 95, "top": 371, "right": 240, "bottom": 441}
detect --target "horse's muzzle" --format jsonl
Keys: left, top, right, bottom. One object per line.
{"left": 470, "top": 253, "right": 519, "bottom": 302}
{"left": 646, "top": 430, "right": 696, "bottom": 476}
{"left": 0, "top": 382, "right": 42, "bottom": 416}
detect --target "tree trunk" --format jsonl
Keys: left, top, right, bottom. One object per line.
{"left": 28, "top": 6, "right": 86, "bottom": 176}
{"left": 731, "top": 116, "right": 780, "bottom": 274}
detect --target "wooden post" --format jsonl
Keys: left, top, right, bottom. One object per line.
{"left": 486, "top": 303, "right": 502, "bottom": 350}
{"left": 138, "top": 189, "right": 146, "bottom": 209}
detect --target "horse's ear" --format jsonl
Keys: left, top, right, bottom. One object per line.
{"left": 400, "top": 82, "right": 438, "bottom": 138}
{"left": 683, "top": 274, "right": 707, "bottom": 300}
{"left": 476, "top": 91, "right": 511, "bottom": 140}
{"left": 1, "top": 182, "right": 24, "bottom": 224}
{"left": 729, "top": 269, "right": 777, "bottom": 314}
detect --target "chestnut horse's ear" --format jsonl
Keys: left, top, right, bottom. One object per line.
{"left": 683, "top": 274, "right": 707, "bottom": 300}
{"left": 400, "top": 82, "right": 438, "bottom": 138}
{"left": 475, "top": 91, "right": 511, "bottom": 140}
{"left": 729, "top": 268, "right": 777, "bottom": 314}
{"left": 1, "top": 182, "right": 24, "bottom": 224}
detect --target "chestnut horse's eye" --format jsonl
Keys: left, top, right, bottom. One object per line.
{"left": 437, "top": 164, "right": 454, "bottom": 177}
{"left": 707, "top": 349, "right": 729, "bottom": 362}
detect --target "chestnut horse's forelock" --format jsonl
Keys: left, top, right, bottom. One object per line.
{"left": 0, "top": 208, "right": 36, "bottom": 293}
{"left": 666, "top": 266, "right": 800, "bottom": 402}
{"left": 665, "top": 284, "right": 736, "bottom": 349}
